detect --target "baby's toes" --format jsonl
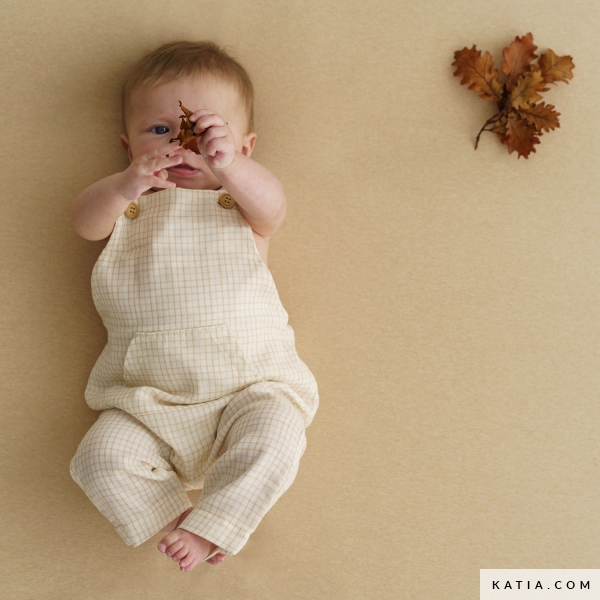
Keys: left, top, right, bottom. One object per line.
{"left": 180, "top": 552, "right": 201, "bottom": 572}
{"left": 166, "top": 540, "right": 184, "bottom": 558}
{"left": 206, "top": 553, "right": 226, "bottom": 565}
{"left": 171, "top": 545, "right": 189, "bottom": 562}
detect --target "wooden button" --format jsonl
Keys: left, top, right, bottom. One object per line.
{"left": 124, "top": 202, "right": 139, "bottom": 219}
{"left": 218, "top": 193, "right": 236, "bottom": 209}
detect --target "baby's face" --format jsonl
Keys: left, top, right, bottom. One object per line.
{"left": 120, "top": 75, "right": 255, "bottom": 190}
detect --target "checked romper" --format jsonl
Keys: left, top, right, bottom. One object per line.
{"left": 69, "top": 187, "right": 319, "bottom": 560}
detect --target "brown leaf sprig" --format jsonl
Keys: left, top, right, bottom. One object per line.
{"left": 452, "top": 33, "right": 574, "bottom": 159}
{"left": 169, "top": 101, "right": 207, "bottom": 155}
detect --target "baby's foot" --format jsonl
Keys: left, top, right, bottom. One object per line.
{"left": 157, "top": 529, "right": 224, "bottom": 571}
{"left": 205, "top": 552, "right": 227, "bottom": 565}
{"left": 160, "top": 507, "right": 193, "bottom": 533}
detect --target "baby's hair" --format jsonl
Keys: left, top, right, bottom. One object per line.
{"left": 121, "top": 40, "right": 254, "bottom": 135}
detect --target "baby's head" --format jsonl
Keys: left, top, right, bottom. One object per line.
{"left": 120, "top": 40, "right": 256, "bottom": 190}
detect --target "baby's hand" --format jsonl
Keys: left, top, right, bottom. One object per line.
{"left": 190, "top": 110, "right": 236, "bottom": 171}
{"left": 116, "top": 141, "right": 184, "bottom": 201}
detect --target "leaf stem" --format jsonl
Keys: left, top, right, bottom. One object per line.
{"left": 474, "top": 110, "right": 505, "bottom": 150}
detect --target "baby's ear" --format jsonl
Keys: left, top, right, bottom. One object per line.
{"left": 241, "top": 132, "right": 257, "bottom": 158}
{"left": 120, "top": 134, "right": 133, "bottom": 161}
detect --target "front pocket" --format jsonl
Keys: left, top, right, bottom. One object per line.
{"left": 123, "top": 324, "right": 263, "bottom": 403}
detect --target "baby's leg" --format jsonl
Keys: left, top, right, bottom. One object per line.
{"left": 70, "top": 409, "right": 193, "bottom": 547}
{"left": 160, "top": 507, "right": 193, "bottom": 533}
{"left": 172, "top": 382, "right": 307, "bottom": 567}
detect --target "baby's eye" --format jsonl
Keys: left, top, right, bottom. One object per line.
{"left": 150, "top": 126, "right": 169, "bottom": 135}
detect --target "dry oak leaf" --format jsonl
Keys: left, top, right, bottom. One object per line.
{"left": 518, "top": 102, "right": 561, "bottom": 133}
{"left": 538, "top": 48, "right": 575, "bottom": 85}
{"left": 501, "top": 32, "right": 538, "bottom": 91}
{"left": 452, "top": 32, "right": 574, "bottom": 159}
{"left": 452, "top": 46, "right": 503, "bottom": 102}
{"left": 505, "top": 112, "right": 541, "bottom": 158}
{"left": 169, "top": 101, "right": 207, "bottom": 155}
{"left": 508, "top": 68, "right": 545, "bottom": 110}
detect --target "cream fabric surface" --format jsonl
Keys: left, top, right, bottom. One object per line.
{"left": 3, "top": 1, "right": 600, "bottom": 596}
{"left": 70, "top": 187, "right": 318, "bottom": 557}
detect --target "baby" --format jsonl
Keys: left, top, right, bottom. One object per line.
{"left": 70, "top": 41, "right": 319, "bottom": 572}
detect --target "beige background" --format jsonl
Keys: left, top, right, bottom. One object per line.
{"left": 1, "top": 0, "right": 599, "bottom": 598}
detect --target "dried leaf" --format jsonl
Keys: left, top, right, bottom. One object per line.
{"left": 505, "top": 113, "right": 541, "bottom": 158}
{"left": 169, "top": 101, "right": 207, "bottom": 155}
{"left": 538, "top": 49, "right": 575, "bottom": 85}
{"left": 452, "top": 46, "right": 504, "bottom": 102}
{"left": 517, "top": 102, "right": 561, "bottom": 133}
{"left": 453, "top": 33, "right": 574, "bottom": 158}
{"left": 501, "top": 32, "right": 538, "bottom": 91}
{"left": 508, "top": 69, "right": 545, "bottom": 109}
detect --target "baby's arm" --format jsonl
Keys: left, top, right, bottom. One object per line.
{"left": 71, "top": 141, "right": 184, "bottom": 241}
{"left": 192, "top": 111, "right": 286, "bottom": 238}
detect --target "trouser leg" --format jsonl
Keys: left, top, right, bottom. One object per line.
{"left": 178, "top": 382, "right": 307, "bottom": 557}
{"left": 69, "top": 408, "right": 192, "bottom": 547}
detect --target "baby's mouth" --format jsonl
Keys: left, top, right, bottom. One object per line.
{"left": 168, "top": 163, "right": 199, "bottom": 176}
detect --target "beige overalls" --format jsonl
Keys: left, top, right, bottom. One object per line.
{"left": 70, "top": 187, "right": 319, "bottom": 560}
